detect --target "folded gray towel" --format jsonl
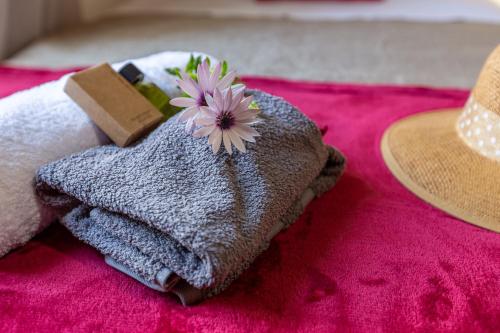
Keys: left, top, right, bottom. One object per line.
{"left": 35, "top": 90, "right": 345, "bottom": 303}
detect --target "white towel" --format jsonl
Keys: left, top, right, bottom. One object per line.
{"left": 0, "top": 51, "right": 215, "bottom": 257}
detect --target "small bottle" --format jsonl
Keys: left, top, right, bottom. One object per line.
{"left": 119, "top": 63, "right": 177, "bottom": 120}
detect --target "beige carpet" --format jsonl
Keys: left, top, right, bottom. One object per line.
{"left": 6, "top": 16, "right": 500, "bottom": 88}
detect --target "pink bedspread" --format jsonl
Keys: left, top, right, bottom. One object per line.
{"left": 0, "top": 68, "right": 498, "bottom": 332}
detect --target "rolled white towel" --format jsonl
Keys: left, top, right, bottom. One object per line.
{"left": 0, "top": 51, "right": 215, "bottom": 257}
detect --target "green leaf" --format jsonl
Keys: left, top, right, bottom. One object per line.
{"left": 221, "top": 60, "right": 228, "bottom": 78}
{"left": 165, "top": 67, "right": 181, "bottom": 79}
{"left": 232, "top": 76, "right": 242, "bottom": 84}
{"left": 167, "top": 56, "right": 233, "bottom": 84}
{"left": 185, "top": 54, "right": 195, "bottom": 73}
{"left": 195, "top": 55, "right": 202, "bottom": 69}
{"left": 249, "top": 100, "right": 260, "bottom": 110}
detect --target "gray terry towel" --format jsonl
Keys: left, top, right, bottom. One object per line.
{"left": 35, "top": 90, "right": 345, "bottom": 303}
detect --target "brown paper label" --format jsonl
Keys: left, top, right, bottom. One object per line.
{"left": 64, "top": 63, "right": 163, "bottom": 147}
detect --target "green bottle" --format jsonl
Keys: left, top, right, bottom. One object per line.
{"left": 119, "top": 63, "right": 177, "bottom": 120}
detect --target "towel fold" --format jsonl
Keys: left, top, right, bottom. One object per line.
{"left": 35, "top": 90, "right": 345, "bottom": 302}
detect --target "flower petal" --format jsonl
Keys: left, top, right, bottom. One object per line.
{"left": 208, "top": 129, "right": 217, "bottom": 144}
{"left": 230, "top": 88, "right": 245, "bottom": 110}
{"left": 195, "top": 116, "right": 214, "bottom": 126}
{"left": 239, "top": 95, "right": 253, "bottom": 110}
{"left": 233, "top": 124, "right": 260, "bottom": 142}
{"left": 227, "top": 129, "right": 246, "bottom": 153}
{"left": 199, "top": 106, "right": 215, "bottom": 118}
{"left": 177, "top": 106, "right": 199, "bottom": 122}
{"left": 185, "top": 117, "right": 196, "bottom": 133}
{"left": 240, "top": 119, "right": 261, "bottom": 126}
{"left": 213, "top": 88, "right": 224, "bottom": 111}
{"left": 197, "top": 61, "right": 210, "bottom": 92}
{"left": 223, "top": 88, "right": 233, "bottom": 111}
{"left": 210, "top": 129, "right": 222, "bottom": 154}
{"left": 216, "top": 70, "right": 237, "bottom": 90}
{"left": 208, "top": 62, "right": 222, "bottom": 92}
{"left": 205, "top": 93, "right": 217, "bottom": 109}
{"left": 234, "top": 109, "right": 259, "bottom": 121}
{"left": 231, "top": 84, "right": 245, "bottom": 94}
{"left": 193, "top": 125, "right": 215, "bottom": 138}
{"left": 180, "top": 71, "right": 193, "bottom": 83}
{"left": 170, "top": 97, "right": 197, "bottom": 108}
{"left": 222, "top": 131, "right": 232, "bottom": 155}
{"left": 178, "top": 78, "right": 200, "bottom": 99}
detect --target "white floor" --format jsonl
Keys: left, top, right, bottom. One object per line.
{"left": 112, "top": 0, "right": 500, "bottom": 24}
{"left": 8, "top": 16, "right": 500, "bottom": 88}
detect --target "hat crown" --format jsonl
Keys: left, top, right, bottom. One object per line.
{"left": 473, "top": 45, "right": 500, "bottom": 115}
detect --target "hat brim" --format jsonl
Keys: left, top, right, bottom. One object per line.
{"left": 381, "top": 109, "right": 499, "bottom": 233}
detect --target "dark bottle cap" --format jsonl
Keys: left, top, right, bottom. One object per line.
{"left": 118, "top": 63, "right": 144, "bottom": 84}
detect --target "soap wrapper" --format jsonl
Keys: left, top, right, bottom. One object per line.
{"left": 64, "top": 63, "right": 163, "bottom": 147}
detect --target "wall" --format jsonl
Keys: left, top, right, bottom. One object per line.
{"left": 0, "top": 0, "right": 125, "bottom": 59}
{"left": 79, "top": 0, "right": 125, "bottom": 22}
{"left": 0, "top": 0, "right": 46, "bottom": 59}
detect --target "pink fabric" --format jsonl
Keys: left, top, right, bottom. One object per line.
{"left": 0, "top": 68, "right": 499, "bottom": 332}
{"left": 0, "top": 66, "right": 78, "bottom": 98}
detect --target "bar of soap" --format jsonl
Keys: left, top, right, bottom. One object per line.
{"left": 64, "top": 63, "right": 163, "bottom": 147}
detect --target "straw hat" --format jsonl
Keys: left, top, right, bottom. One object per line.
{"left": 381, "top": 45, "right": 500, "bottom": 233}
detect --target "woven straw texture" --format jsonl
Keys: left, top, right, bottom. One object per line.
{"left": 473, "top": 45, "right": 500, "bottom": 115}
{"left": 382, "top": 45, "right": 500, "bottom": 233}
{"left": 382, "top": 109, "right": 500, "bottom": 232}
